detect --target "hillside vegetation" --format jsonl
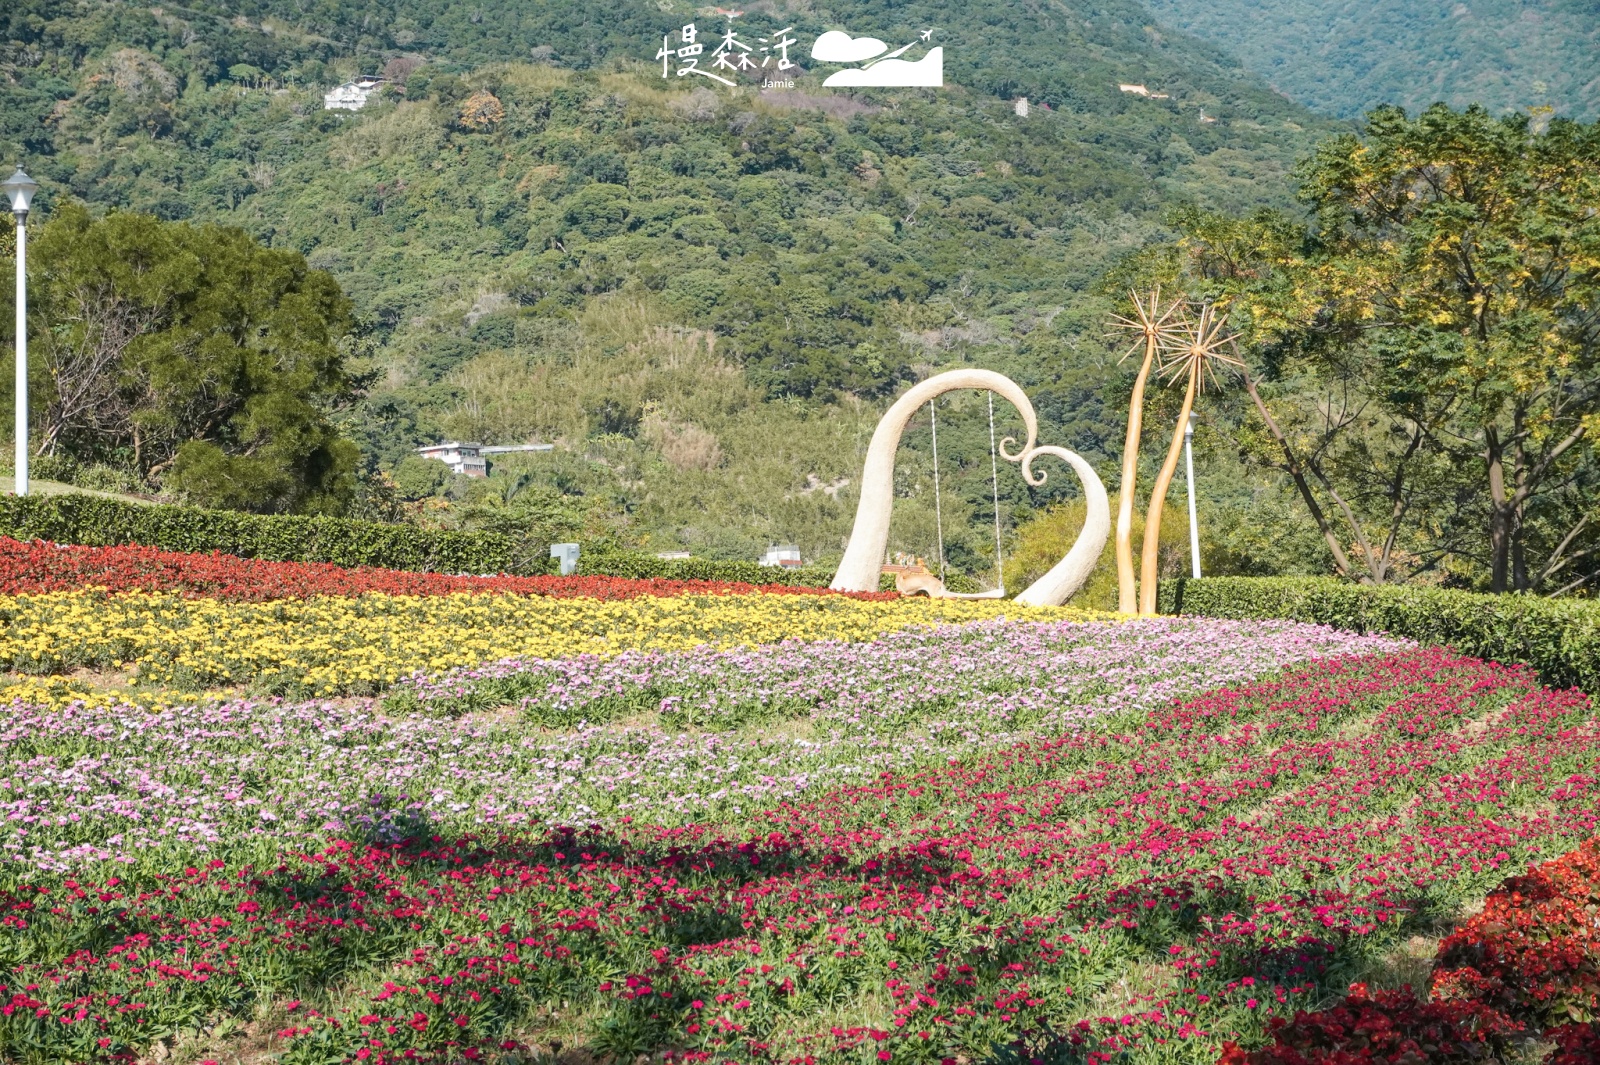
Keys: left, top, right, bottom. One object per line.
{"left": 1142, "top": 0, "right": 1600, "bottom": 120}
{"left": 2, "top": 0, "right": 1340, "bottom": 572}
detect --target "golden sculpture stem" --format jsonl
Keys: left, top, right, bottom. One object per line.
{"left": 1115, "top": 332, "right": 1157, "bottom": 614}
{"left": 1138, "top": 368, "right": 1197, "bottom": 616}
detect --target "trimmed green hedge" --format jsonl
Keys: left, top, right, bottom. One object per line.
{"left": 1160, "top": 576, "right": 1600, "bottom": 693}
{"left": 0, "top": 493, "right": 522, "bottom": 573}
{"left": 0, "top": 492, "right": 862, "bottom": 587}
{"left": 576, "top": 551, "right": 845, "bottom": 589}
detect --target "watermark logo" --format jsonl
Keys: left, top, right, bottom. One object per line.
{"left": 812, "top": 29, "right": 942, "bottom": 87}
{"left": 656, "top": 13, "right": 796, "bottom": 87}
{"left": 653, "top": 17, "right": 941, "bottom": 89}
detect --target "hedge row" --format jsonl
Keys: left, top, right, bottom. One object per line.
{"left": 0, "top": 493, "right": 852, "bottom": 588}
{"left": 0, "top": 494, "right": 523, "bottom": 573}
{"left": 575, "top": 551, "right": 848, "bottom": 589}
{"left": 1160, "top": 576, "right": 1600, "bottom": 694}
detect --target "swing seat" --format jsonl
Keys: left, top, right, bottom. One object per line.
{"left": 894, "top": 570, "right": 1007, "bottom": 599}
{"left": 939, "top": 586, "right": 1007, "bottom": 600}
{"left": 914, "top": 389, "right": 1012, "bottom": 602}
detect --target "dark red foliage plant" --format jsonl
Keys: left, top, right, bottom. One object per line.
{"left": 1226, "top": 835, "right": 1600, "bottom": 1064}
{"left": 1217, "top": 984, "right": 1520, "bottom": 1064}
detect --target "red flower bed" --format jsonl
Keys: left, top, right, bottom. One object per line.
{"left": 1217, "top": 984, "right": 1520, "bottom": 1064}
{"left": 1432, "top": 837, "right": 1600, "bottom": 1027}
{"left": 0, "top": 537, "right": 892, "bottom": 601}
{"left": 5, "top": 651, "right": 1600, "bottom": 1064}
{"left": 1224, "top": 836, "right": 1600, "bottom": 1063}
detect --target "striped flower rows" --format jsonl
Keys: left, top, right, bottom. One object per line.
{"left": 4, "top": 545, "right": 1597, "bottom": 1063}
{"left": 2, "top": 618, "right": 1397, "bottom": 871}
{"left": 4, "top": 648, "right": 1599, "bottom": 1064}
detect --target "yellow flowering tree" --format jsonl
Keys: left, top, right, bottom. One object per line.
{"left": 1176, "top": 104, "right": 1600, "bottom": 594}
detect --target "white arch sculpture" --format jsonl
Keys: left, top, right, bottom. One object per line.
{"left": 830, "top": 369, "right": 1111, "bottom": 606}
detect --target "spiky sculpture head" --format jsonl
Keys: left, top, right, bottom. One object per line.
{"left": 1106, "top": 287, "right": 1189, "bottom": 365}
{"left": 1159, "top": 299, "right": 1243, "bottom": 393}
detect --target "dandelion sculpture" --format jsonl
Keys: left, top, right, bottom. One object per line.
{"left": 1138, "top": 299, "right": 1242, "bottom": 615}
{"left": 1107, "top": 288, "right": 1188, "bottom": 614}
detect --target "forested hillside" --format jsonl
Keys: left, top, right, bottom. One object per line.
{"left": 1, "top": 0, "right": 1339, "bottom": 572}
{"left": 1142, "top": 0, "right": 1600, "bottom": 120}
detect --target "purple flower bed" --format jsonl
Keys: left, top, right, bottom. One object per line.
{"left": 3, "top": 619, "right": 1407, "bottom": 872}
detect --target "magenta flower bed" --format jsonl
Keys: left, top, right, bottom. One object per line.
{"left": 4, "top": 648, "right": 1598, "bottom": 1064}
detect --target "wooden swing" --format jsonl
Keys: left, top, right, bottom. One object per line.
{"left": 898, "top": 392, "right": 1008, "bottom": 599}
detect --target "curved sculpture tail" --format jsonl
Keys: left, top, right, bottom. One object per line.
{"left": 1011, "top": 446, "right": 1110, "bottom": 607}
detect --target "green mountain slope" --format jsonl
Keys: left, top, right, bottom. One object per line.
{"left": 1141, "top": 0, "right": 1600, "bottom": 120}
{"left": 1, "top": 0, "right": 1338, "bottom": 572}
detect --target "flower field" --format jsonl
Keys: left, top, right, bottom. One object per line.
{"left": 4, "top": 618, "right": 1399, "bottom": 870}
{"left": 2, "top": 543, "right": 1599, "bottom": 1064}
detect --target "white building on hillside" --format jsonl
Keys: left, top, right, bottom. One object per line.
{"left": 324, "top": 76, "right": 385, "bottom": 111}
{"left": 416, "top": 442, "right": 487, "bottom": 477}
{"left": 415, "top": 441, "right": 554, "bottom": 477}
{"left": 759, "top": 544, "right": 803, "bottom": 568}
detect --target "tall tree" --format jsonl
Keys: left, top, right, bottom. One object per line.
{"left": 17, "top": 202, "right": 360, "bottom": 514}
{"left": 1176, "top": 105, "right": 1600, "bottom": 594}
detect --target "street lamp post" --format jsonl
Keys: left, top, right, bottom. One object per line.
{"left": 1183, "top": 410, "right": 1200, "bottom": 579}
{"left": 3, "top": 166, "right": 39, "bottom": 497}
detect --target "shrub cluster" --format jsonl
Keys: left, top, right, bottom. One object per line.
{"left": 0, "top": 493, "right": 515, "bottom": 573}
{"left": 576, "top": 549, "right": 845, "bottom": 589}
{"left": 1159, "top": 576, "right": 1600, "bottom": 693}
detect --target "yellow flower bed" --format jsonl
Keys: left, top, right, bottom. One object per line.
{"left": 0, "top": 676, "right": 193, "bottom": 711}
{"left": 0, "top": 590, "right": 1093, "bottom": 698}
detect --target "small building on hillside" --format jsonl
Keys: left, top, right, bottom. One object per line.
{"left": 324, "top": 76, "right": 384, "bottom": 111}
{"left": 415, "top": 441, "right": 554, "bottom": 477}
{"left": 416, "top": 442, "right": 488, "bottom": 477}
{"left": 759, "top": 544, "right": 804, "bottom": 568}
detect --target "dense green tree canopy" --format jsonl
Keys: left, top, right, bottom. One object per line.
{"left": 11, "top": 0, "right": 1594, "bottom": 584}
{"left": 1142, "top": 0, "right": 1600, "bottom": 121}
{"left": 1173, "top": 104, "right": 1600, "bottom": 594}
{"left": 6, "top": 202, "right": 359, "bottom": 513}
{"left": 0, "top": 0, "right": 1344, "bottom": 569}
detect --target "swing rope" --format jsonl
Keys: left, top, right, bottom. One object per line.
{"left": 929, "top": 398, "right": 947, "bottom": 587}
{"left": 987, "top": 391, "right": 1005, "bottom": 593}
{"left": 928, "top": 392, "right": 1007, "bottom": 593}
